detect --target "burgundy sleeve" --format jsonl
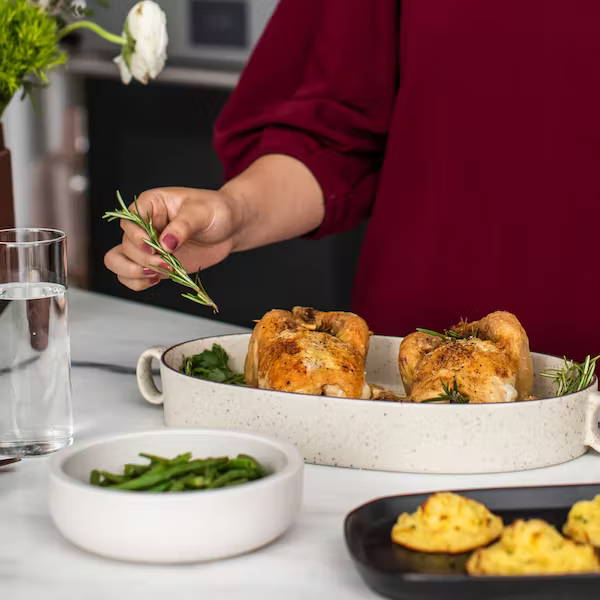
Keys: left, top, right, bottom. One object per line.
{"left": 213, "top": 0, "right": 399, "bottom": 238}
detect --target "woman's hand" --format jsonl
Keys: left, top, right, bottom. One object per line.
{"left": 104, "top": 155, "right": 325, "bottom": 293}
{"left": 104, "top": 186, "right": 244, "bottom": 291}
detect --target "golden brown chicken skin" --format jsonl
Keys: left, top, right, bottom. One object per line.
{"left": 399, "top": 311, "right": 533, "bottom": 404}
{"left": 452, "top": 311, "right": 533, "bottom": 399}
{"left": 245, "top": 307, "right": 371, "bottom": 398}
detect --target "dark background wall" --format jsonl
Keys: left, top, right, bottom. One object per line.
{"left": 86, "top": 78, "right": 365, "bottom": 328}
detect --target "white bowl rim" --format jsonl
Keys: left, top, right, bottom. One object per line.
{"left": 159, "top": 333, "right": 597, "bottom": 405}
{"left": 49, "top": 428, "right": 304, "bottom": 499}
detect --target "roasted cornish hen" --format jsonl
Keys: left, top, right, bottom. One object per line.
{"left": 398, "top": 311, "right": 533, "bottom": 404}
{"left": 245, "top": 307, "right": 371, "bottom": 398}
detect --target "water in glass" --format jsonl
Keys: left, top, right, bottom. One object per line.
{"left": 0, "top": 281, "right": 72, "bottom": 455}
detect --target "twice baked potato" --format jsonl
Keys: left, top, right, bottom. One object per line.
{"left": 391, "top": 492, "right": 503, "bottom": 554}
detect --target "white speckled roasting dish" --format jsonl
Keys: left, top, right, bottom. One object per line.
{"left": 137, "top": 335, "right": 600, "bottom": 474}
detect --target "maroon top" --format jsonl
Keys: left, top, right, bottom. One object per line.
{"left": 214, "top": 0, "right": 600, "bottom": 359}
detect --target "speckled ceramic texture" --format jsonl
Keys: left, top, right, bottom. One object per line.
{"left": 137, "top": 335, "right": 600, "bottom": 474}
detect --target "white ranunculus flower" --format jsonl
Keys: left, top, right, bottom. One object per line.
{"left": 114, "top": 1, "right": 168, "bottom": 85}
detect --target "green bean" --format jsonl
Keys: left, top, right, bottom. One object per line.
{"left": 208, "top": 469, "right": 252, "bottom": 488}
{"left": 99, "top": 470, "right": 128, "bottom": 484}
{"left": 139, "top": 452, "right": 192, "bottom": 465}
{"left": 138, "top": 453, "right": 170, "bottom": 465}
{"left": 146, "top": 481, "right": 172, "bottom": 492}
{"left": 226, "top": 457, "right": 257, "bottom": 470}
{"left": 89, "top": 469, "right": 101, "bottom": 485}
{"left": 114, "top": 458, "right": 227, "bottom": 490}
{"left": 89, "top": 452, "right": 266, "bottom": 492}
{"left": 124, "top": 463, "right": 151, "bottom": 477}
{"left": 170, "top": 452, "right": 193, "bottom": 464}
{"left": 183, "top": 475, "right": 206, "bottom": 489}
{"left": 228, "top": 455, "right": 266, "bottom": 477}
{"left": 167, "top": 478, "right": 187, "bottom": 492}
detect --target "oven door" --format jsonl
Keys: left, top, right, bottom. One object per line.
{"left": 85, "top": 76, "right": 365, "bottom": 327}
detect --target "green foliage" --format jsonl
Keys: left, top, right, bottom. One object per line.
{"left": 181, "top": 344, "right": 247, "bottom": 386}
{"left": 421, "top": 379, "right": 470, "bottom": 404}
{"left": 0, "top": 0, "right": 66, "bottom": 115}
{"left": 540, "top": 354, "right": 600, "bottom": 396}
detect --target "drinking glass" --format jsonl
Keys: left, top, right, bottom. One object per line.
{"left": 0, "top": 228, "right": 73, "bottom": 456}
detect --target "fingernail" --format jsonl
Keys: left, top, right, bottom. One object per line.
{"left": 161, "top": 234, "right": 178, "bottom": 252}
{"left": 149, "top": 276, "right": 160, "bottom": 285}
{"left": 142, "top": 243, "right": 154, "bottom": 254}
{"left": 159, "top": 262, "right": 171, "bottom": 271}
{"left": 143, "top": 268, "right": 155, "bottom": 276}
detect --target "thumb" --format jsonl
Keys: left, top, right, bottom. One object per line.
{"left": 158, "top": 198, "right": 218, "bottom": 253}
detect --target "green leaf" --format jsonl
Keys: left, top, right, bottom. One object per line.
{"left": 0, "top": 0, "right": 67, "bottom": 117}
{"left": 416, "top": 328, "right": 470, "bottom": 341}
{"left": 422, "top": 379, "right": 470, "bottom": 404}
{"left": 540, "top": 354, "right": 600, "bottom": 396}
{"left": 180, "top": 344, "right": 246, "bottom": 386}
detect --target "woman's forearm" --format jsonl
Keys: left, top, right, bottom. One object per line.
{"left": 221, "top": 154, "right": 325, "bottom": 251}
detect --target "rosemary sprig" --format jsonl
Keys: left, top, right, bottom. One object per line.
{"left": 421, "top": 379, "right": 470, "bottom": 404}
{"left": 540, "top": 354, "right": 599, "bottom": 396}
{"left": 416, "top": 327, "right": 468, "bottom": 341}
{"left": 102, "top": 191, "right": 218, "bottom": 312}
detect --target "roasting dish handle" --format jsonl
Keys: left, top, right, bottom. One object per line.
{"left": 136, "top": 345, "right": 166, "bottom": 405}
{"left": 584, "top": 391, "right": 600, "bottom": 452}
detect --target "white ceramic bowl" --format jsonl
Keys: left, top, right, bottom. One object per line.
{"left": 48, "top": 429, "right": 304, "bottom": 563}
{"left": 137, "top": 335, "right": 600, "bottom": 474}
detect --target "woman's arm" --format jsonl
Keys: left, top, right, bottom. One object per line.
{"left": 103, "top": 153, "right": 323, "bottom": 291}
{"left": 104, "top": 0, "right": 399, "bottom": 291}
{"left": 223, "top": 154, "right": 324, "bottom": 251}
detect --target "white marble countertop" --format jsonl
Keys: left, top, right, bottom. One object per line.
{"left": 2, "top": 289, "right": 600, "bottom": 600}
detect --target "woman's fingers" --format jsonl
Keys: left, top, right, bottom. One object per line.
{"left": 120, "top": 236, "right": 160, "bottom": 269}
{"left": 119, "top": 189, "right": 172, "bottom": 255}
{"left": 158, "top": 192, "right": 237, "bottom": 251}
{"left": 104, "top": 245, "right": 164, "bottom": 286}
{"left": 119, "top": 189, "right": 230, "bottom": 254}
{"left": 105, "top": 187, "right": 241, "bottom": 293}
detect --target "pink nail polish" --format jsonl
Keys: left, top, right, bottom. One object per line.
{"left": 143, "top": 268, "right": 155, "bottom": 276}
{"left": 161, "top": 234, "right": 178, "bottom": 252}
{"left": 159, "top": 262, "right": 171, "bottom": 271}
{"left": 142, "top": 243, "right": 154, "bottom": 254}
{"left": 150, "top": 276, "right": 160, "bottom": 285}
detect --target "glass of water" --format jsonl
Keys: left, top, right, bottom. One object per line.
{"left": 0, "top": 228, "right": 73, "bottom": 456}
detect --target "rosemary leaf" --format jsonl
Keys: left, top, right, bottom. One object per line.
{"left": 421, "top": 379, "right": 470, "bottom": 404}
{"left": 416, "top": 327, "right": 469, "bottom": 341}
{"left": 102, "top": 191, "right": 218, "bottom": 312}
{"left": 540, "top": 354, "right": 599, "bottom": 396}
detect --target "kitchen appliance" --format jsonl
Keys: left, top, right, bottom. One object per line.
{"left": 80, "top": 0, "right": 279, "bottom": 68}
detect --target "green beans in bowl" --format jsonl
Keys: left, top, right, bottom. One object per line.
{"left": 48, "top": 429, "right": 304, "bottom": 563}
{"left": 89, "top": 452, "right": 267, "bottom": 492}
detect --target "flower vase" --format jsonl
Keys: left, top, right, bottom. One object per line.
{"left": 0, "top": 122, "right": 15, "bottom": 229}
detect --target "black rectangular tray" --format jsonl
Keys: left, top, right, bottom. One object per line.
{"left": 344, "top": 484, "right": 600, "bottom": 600}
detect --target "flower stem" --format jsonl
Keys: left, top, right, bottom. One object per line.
{"left": 57, "top": 20, "right": 126, "bottom": 45}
